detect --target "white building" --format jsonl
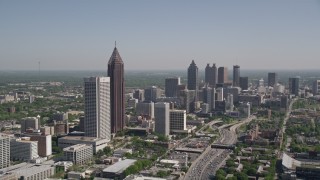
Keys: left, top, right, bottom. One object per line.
{"left": 169, "top": 110, "right": 187, "bottom": 133}
{"left": 155, "top": 102, "right": 170, "bottom": 136}
{"left": 10, "top": 137, "right": 39, "bottom": 161}
{"left": 0, "top": 135, "right": 10, "bottom": 169}
{"left": 102, "top": 159, "right": 136, "bottom": 179}
{"left": 26, "top": 134, "right": 52, "bottom": 157}
{"left": 63, "top": 144, "right": 93, "bottom": 165}
{"left": 84, "top": 77, "right": 111, "bottom": 140}
{"left": 0, "top": 163, "right": 54, "bottom": 180}
{"left": 216, "top": 88, "right": 224, "bottom": 101}
{"left": 58, "top": 136, "right": 108, "bottom": 153}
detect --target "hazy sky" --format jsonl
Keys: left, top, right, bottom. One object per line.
{"left": 1, "top": 0, "right": 320, "bottom": 71}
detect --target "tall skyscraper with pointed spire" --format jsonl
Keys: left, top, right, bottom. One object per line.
{"left": 108, "top": 45, "right": 125, "bottom": 134}
{"left": 187, "top": 60, "right": 199, "bottom": 91}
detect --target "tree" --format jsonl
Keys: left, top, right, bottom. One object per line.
{"left": 235, "top": 172, "right": 248, "bottom": 180}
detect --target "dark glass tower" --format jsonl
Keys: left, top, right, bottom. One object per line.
{"left": 187, "top": 60, "right": 199, "bottom": 91}
{"left": 205, "top": 63, "right": 218, "bottom": 88}
{"left": 108, "top": 46, "right": 125, "bottom": 134}
{"left": 289, "top": 77, "right": 300, "bottom": 96}
{"left": 268, "top": 72, "right": 278, "bottom": 87}
{"left": 233, "top": 65, "right": 240, "bottom": 87}
{"left": 212, "top": 63, "right": 218, "bottom": 87}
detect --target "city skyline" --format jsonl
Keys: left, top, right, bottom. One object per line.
{"left": 1, "top": 1, "right": 320, "bottom": 71}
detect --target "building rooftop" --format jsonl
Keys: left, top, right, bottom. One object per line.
{"left": 0, "top": 163, "right": 53, "bottom": 178}
{"left": 59, "top": 136, "right": 105, "bottom": 142}
{"left": 103, "top": 159, "right": 136, "bottom": 174}
{"left": 63, "top": 144, "right": 91, "bottom": 152}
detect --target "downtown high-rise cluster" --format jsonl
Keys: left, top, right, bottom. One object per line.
{"left": 84, "top": 46, "right": 125, "bottom": 140}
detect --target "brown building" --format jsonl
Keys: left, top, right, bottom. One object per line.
{"left": 218, "top": 67, "right": 228, "bottom": 84}
{"left": 54, "top": 121, "right": 69, "bottom": 135}
{"left": 108, "top": 46, "right": 125, "bottom": 134}
{"left": 28, "top": 134, "right": 52, "bottom": 157}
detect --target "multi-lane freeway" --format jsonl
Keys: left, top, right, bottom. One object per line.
{"left": 182, "top": 116, "right": 255, "bottom": 180}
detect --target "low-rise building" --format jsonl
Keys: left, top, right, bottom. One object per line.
{"left": 63, "top": 144, "right": 93, "bottom": 165}
{"left": 68, "top": 171, "right": 85, "bottom": 179}
{"left": 58, "top": 136, "right": 108, "bottom": 153}
{"left": 102, "top": 159, "right": 137, "bottom": 179}
{"left": 54, "top": 161, "right": 73, "bottom": 172}
{"left": 0, "top": 163, "right": 55, "bottom": 180}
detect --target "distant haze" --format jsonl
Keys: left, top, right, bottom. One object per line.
{"left": 1, "top": 1, "right": 320, "bottom": 70}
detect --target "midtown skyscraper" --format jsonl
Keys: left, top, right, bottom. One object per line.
{"left": 165, "top": 77, "right": 180, "bottom": 97}
{"left": 205, "top": 63, "right": 218, "bottom": 87}
{"left": 218, "top": 67, "right": 228, "bottom": 84}
{"left": 187, "top": 60, "right": 199, "bottom": 91}
{"left": 268, "top": 72, "right": 278, "bottom": 87}
{"left": 84, "top": 77, "right": 111, "bottom": 140}
{"left": 108, "top": 46, "right": 125, "bottom": 134}
{"left": 289, "top": 77, "right": 300, "bottom": 96}
{"left": 233, "top": 65, "right": 240, "bottom": 87}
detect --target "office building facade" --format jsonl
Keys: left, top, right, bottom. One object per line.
{"left": 144, "top": 86, "right": 161, "bottom": 102}
{"left": 136, "top": 101, "right": 154, "bottom": 119}
{"left": 202, "top": 85, "right": 215, "bottom": 111}
{"left": 313, "top": 80, "right": 320, "bottom": 95}
{"left": 268, "top": 72, "right": 278, "bottom": 87}
{"left": 233, "top": 65, "right": 240, "bottom": 87}
{"left": 133, "top": 89, "right": 145, "bottom": 102}
{"left": 218, "top": 67, "right": 228, "bottom": 84}
{"left": 21, "top": 117, "right": 39, "bottom": 133}
{"left": 169, "top": 110, "right": 187, "bottom": 133}
{"left": 165, "top": 77, "right": 180, "bottom": 97}
{"left": 187, "top": 60, "right": 199, "bottom": 91}
{"left": 0, "top": 135, "right": 10, "bottom": 169}
{"left": 154, "top": 102, "right": 170, "bottom": 136}
{"left": 239, "top": 77, "right": 249, "bottom": 90}
{"left": 10, "top": 138, "right": 39, "bottom": 161}
{"left": 63, "top": 144, "right": 93, "bottom": 165}
{"left": 205, "top": 63, "right": 218, "bottom": 88}
{"left": 84, "top": 77, "right": 111, "bottom": 140}
{"left": 108, "top": 47, "right": 125, "bottom": 133}
{"left": 289, "top": 77, "right": 300, "bottom": 96}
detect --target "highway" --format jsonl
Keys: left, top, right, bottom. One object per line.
{"left": 182, "top": 116, "right": 255, "bottom": 180}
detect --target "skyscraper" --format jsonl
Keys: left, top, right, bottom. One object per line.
{"left": 205, "top": 63, "right": 218, "bottom": 87}
{"left": 187, "top": 60, "right": 199, "bottom": 91}
{"left": 0, "top": 135, "right": 10, "bottom": 169}
{"left": 313, "top": 80, "right": 320, "bottom": 95}
{"left": 144, "top": 86, "right": 161, "bottom": 102}
{"left": 233, "top": 65, "right": 240, "bottom": 87}
{"left": 205, "top": 64, "right": 212, "bottom": 85}
{"left": 202, "top": 84, "right": 215, "bottom": 111}
{"left": 218, "top": 67, "right": 228, "bottom": 84}
{"left": 155, "top": 102, "right": 170, "bottom": 136}
{"left": 165, "top": 77, "right": 180, "bottom": 97}
{"left": 268, "top": 72, "right": 278, "bottom": 87}
{"left": 108, "top": 46, "right": 125, "bottom": 134}
{"left": 289, "top": 77, "right": 300, "bottom": 96}
{"left": 212, "top": 63, "right": 218, "bottom": 87}
{"left": 84, "top": 77, "right": 111, "bottom": 140}
{"left": 239, "top": 77, "right": 249, "bottom": 90}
